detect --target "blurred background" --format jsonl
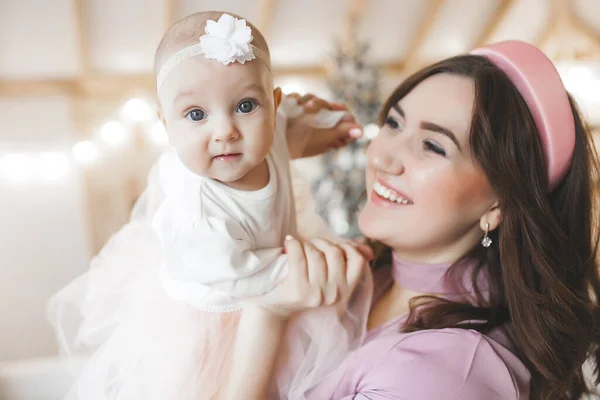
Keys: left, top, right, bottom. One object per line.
{"left": 1, "top": 0, "right": 600, "bottom": 398}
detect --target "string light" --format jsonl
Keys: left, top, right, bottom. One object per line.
{"left": 72, "top": 140, "right": 99, "bottom": 164}
{"left": 363, "top": 123, "right": 380, "bottom": 140}
{"left": 38, "top": 152, "right": 70, "bottom": 181}
{"left": 0, "top": 95, "right": 167, "bottom": 183}
{"left": 100, "top": 121, "right": 128, "bottom": 146}
{"left": 0, "top": 153, "right": 34, "bottom": 182}
{"left": 123, "top": 98, "right": 154, "bottom": 122}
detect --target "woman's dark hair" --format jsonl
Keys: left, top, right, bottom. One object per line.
{"left": 370, "top": 55, "right": 600, "bottom": 399}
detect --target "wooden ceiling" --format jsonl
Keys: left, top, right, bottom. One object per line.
{"left": 1, "top": 0, "right": 600, "bottom": 255}
{"left": 1, "top": 0, "right": 599, "bottom": 100}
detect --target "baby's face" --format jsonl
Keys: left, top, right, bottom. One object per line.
{"left": 158, "top": 55, "right": 279, "bottom": 186}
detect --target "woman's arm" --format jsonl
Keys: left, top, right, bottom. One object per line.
{"left": 224, "top": 305, "right": 289, "bottom": 399}
{"left": 221, "top": 237, "right": 372, "bottom": 399}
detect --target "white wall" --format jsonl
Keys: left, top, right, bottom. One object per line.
{"left": 0, "top": 97, "right": 91, "bottom": 362}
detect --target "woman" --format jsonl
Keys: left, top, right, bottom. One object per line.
{"left": 222, "top": 40, "right": 600, "bottom": 399}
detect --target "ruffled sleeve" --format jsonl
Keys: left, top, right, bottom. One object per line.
{"left": 333, "top": 329, "right": 525, "bottom": 400}
{"left": 152, "top": 197, "right": 288, "bottom": 308}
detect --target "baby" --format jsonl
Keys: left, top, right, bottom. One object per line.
{"left": 153, "top": 11, "right": 300, "bottom": 312}
{"left": 48, "top": 11, "right": 371, "bottom": 400}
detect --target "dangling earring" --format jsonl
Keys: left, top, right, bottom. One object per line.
{"left": 481, "top": 223, "right": 492, "bottom": 248}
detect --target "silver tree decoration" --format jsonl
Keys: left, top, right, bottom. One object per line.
{"left": 311, "top": 9, "right": 381, "bottom": 238}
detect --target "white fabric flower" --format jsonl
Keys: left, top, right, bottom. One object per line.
{"left": 199, "top": 14, "right": 256, "bottom": 65}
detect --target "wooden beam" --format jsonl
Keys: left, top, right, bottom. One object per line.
{"left": 165, "top": 0, "right": 178, "bottom": 30}
{"left": 73, "top": 0, "right": 91, "bottom": 76}
{"left": 0, "top": 79, "right": 77, "bottom": 97}
{"left": 0, "top": 62, "right": 409, "bottom": 99}
{"left": 382, "top": 61, "right": 405, "bottom": 74}
{"left": 0, "top": 75, "right": 154, "bottom": 99}
{"left": 258, "top": 0, "right": 278, "bottom": 38}
{"left": 475, "top": 0, "right": 515, "bottom": 48}
{"left": 567, "top": 0, "right": 600, "bottom": 55}
{"left": 402, "top": 0, "right": 445, "bottom": 71}
{"left": 535, "top": 0, "right": 600, "bottom": 60}
{"left": 77, "top": 74, "right": 156, "bottom": 98}
{"left": 339, "top": 0, "right": 369, "bottom": 55}
{"left": 273, "top": 65, "right": 327, "bottom": 78}
{"left": 536, "top": 0, "right": 570, "bottom": 48}
{"left": 533, "top": 8, "right": 555, "bottom": 48}
{"left": 274, "top": 61, "right": 404, "bottom": 78}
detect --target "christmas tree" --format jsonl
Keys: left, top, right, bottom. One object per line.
{"left": 311, "top": 24, "right": 381, "bottom": 238}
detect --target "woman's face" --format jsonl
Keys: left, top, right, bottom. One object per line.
{"left": 358, "top": 73, "right": 497, "bottom": 263}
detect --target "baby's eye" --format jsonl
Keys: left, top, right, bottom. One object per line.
{"left": 186, "top": 109, "right": 206, "bottom": 121}
{"left": 237, "top": 100, "right": 258, "bottom": 114}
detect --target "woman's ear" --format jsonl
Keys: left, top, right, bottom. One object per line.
{"left": 480, "top": 200, "right": 501, "bottom": 232}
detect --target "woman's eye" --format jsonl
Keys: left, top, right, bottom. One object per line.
{"left": 385, "top": 116, "right": 403, "bottom": 131}
{"left": 186, "top": 109, "right": 206, "bottom": 121}
{"left": 424, "top": 141, "right": 446, "bottom": 157}
{"left": 237, "top": 100, "right": 258, "bottom": 114}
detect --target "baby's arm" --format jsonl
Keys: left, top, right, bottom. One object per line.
{"left": 153, "top": 203, "right": 287, "bottom": 308}
{"left": 280, "top": 94, "right": 362, "bottom": 160}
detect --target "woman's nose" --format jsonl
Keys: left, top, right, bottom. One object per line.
{"left": 367, "top": 142, "right": 405, "bottom": 175}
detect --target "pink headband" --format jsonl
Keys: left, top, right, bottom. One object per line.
{"left": 470, "top": 40, "right": 575, "bottom": 190}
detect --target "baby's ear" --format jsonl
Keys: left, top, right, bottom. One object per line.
{"left": 273, "top": 87, "right": 282, "bottom": 114}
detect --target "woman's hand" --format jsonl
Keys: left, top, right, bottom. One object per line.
{"left": 220, "top": 237, "right": 372, "bottom": 400}
{"left": 257, "top": 236, "right": 373, "bottom": 319}
{"left": 285, "top": 93, "right": 363, "bottom": 159}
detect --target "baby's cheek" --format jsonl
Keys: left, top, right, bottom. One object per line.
{"left": 176, "top": 150, "right": 201, "bottom": 172}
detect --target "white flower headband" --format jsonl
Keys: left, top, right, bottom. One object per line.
{"left": 156, "top": 13, "right": 270, "bottom": 91}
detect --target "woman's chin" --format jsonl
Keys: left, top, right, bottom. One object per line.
{"left": 357, "top": 208, "right": 382, "bottom": 241}
{"left": 358, "top": 207, "right": 409, "bottom": 249}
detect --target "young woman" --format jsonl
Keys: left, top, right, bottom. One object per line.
{"left": 223, "top": 40, "right": 600, "bottom": 400}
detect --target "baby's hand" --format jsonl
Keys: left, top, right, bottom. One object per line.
{"left": 285, "top": 93, "right": 363, "bottom": 159}
{"left": 256, "top": 236, "right": 372, "bottom": 319}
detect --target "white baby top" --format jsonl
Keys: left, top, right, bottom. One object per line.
{"left": 152, "top": 110, "right": 297, "bottom": 312}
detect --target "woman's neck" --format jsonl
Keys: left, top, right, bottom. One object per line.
{"left": 367, "top": 253, "right": 481, "bottom": 332}
{"left": 366, "top": 282, "right": 424, "bottom": 332}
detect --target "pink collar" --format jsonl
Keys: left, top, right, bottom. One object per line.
{"left": 391, "top": 254, "right": 484, "bottom": 295}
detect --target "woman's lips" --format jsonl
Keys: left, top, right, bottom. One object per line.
{"left": 371, "top": 180, "right": 413, "bottom": 206}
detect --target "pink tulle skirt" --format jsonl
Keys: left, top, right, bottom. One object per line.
{"left": 47, "top": 217, "right": 372, "bottom": 399}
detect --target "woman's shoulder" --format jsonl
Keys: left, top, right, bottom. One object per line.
{"left": 355, "top": 328, "right": 530, "bottom": 399}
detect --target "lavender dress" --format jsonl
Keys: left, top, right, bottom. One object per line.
{"left": 310, "top": 256, "right": 531, "bottom": 399}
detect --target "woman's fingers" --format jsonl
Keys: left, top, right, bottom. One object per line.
{"left": 310, "top": 238, "right": 347, "bottom": 305}
{"left": 339, "top": 243, "right": 369, "bottom": 296}
{"left": 302, "top": 240, "right": 327, "bottom": 287}
{"left": 258, "top": 237, "right": 371, "bottom": 317}
{"left": 353, "top": 244, "right": 374, "bottom": 261}
{"left": 284, "top": 235, "right": 308, "bottom": 283}
{"left": 310, "top": 239, "right": 346, "bottom": 283}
